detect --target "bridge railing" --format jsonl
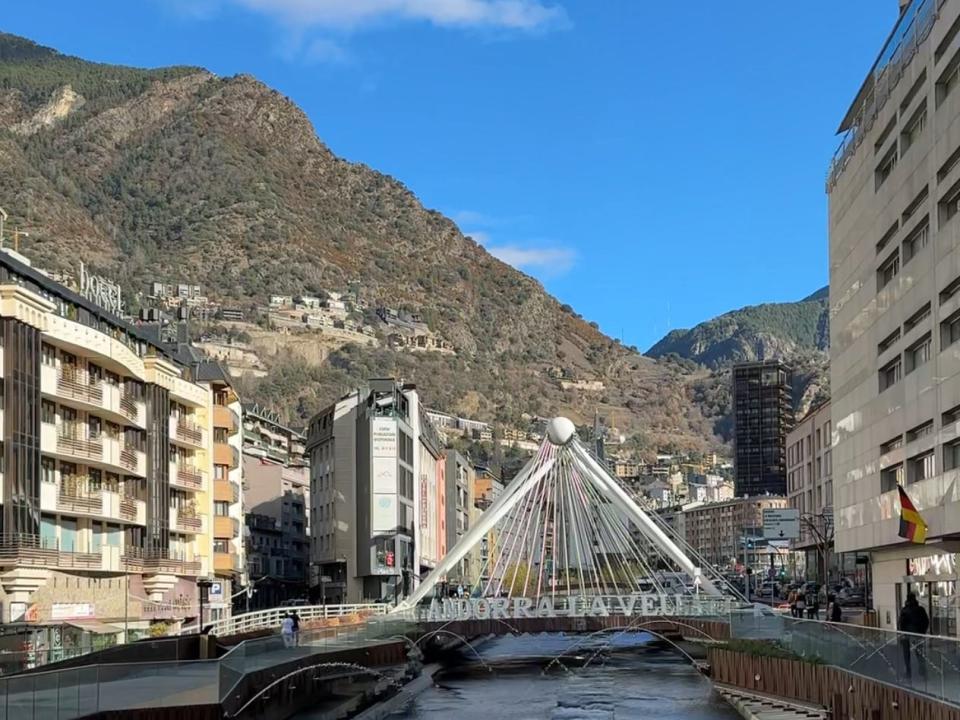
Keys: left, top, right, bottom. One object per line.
{"left": 729, "top": 607, "right": 960, "bottom": 707}
{"left": 179, "top": 603, "right": 390, "bottom": 637}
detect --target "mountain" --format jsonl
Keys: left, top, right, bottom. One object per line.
{"left": 646, "top": 289, "right": 831, "bottom": 425}
{"left": 646, "top": 288, "right": 829, "bottom": 368}
{"left": 0, "top": 33, "right": 727, "bottom": 458}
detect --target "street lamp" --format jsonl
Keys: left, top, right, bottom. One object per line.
{"left": 197, "top": 578, "right": 214, "bottom": 634}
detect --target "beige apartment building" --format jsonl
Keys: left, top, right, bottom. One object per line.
{"left": 0, "top": 249, "right": 244, "bottom": 660}
{"left": 683, "top": 496, "right": 787, "bottom": 575}
{"left": 829, "top": 0, "right": 960, "bottom": 634}
{"left": 786, "top": 401, "right": 835, "bottom": 580}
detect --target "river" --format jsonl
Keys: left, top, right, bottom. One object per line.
{"left": 390, "top": 633, "right": 739, "bottom": 719}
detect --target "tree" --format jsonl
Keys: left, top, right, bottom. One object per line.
{"left": 800, "top": 509, "right": 835, "bottom": 586}
{"left": 503, "top": 563, "right": 532, "bottom": 595}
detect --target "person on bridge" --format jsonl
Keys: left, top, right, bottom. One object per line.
{"left": 281, "top": 614, "right": 295, "bottom": 648}
{"left": 898, "top": 592, "right": 930, "bottom": 679}
{"left": 290, "top": 611, "right": 301, "bottom": 646}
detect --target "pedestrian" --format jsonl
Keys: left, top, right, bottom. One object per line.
{"left": 787, "top": 589, "right": 798, "bottom": 618}
{"left": 281, "top": 613, "right": 295, "bottom": 648}
{"left": 898, "top": 592, "right": 930, "bottom": 679}
{"left": 829, "top": 594, "right": 842, "bottom": 623}
{"left": 290, "top": 610, "right": 301, "bottom": 647}
{"left": 795, "top": 591, "right": 806, "bottom": 620}
{"left": 457, "top": 583, "right": 464, "bottom": 599}
{"left": 805, "top": 589, "right": 818, "bottom": 619}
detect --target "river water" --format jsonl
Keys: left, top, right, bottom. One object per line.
{"left": 390, "top": 634, "right": 739, "bottom": 719}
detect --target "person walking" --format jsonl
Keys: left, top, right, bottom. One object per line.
{"left": 829, "top": 594, "right": 842, "bottom": 623}
{"left": 290, "top": 610, "right": 301, "bottom": 647}
{"left": 787, "top": 589, "right": 798, "bottom": 618}
{"left": 805, "top": 589, "right": 819, "bottom": 620}
{"left": 898, "top": 592, "right": 930, "bottom": 679}
{"left": 794, "top": 591, "right": 806, "bottom": 620}
{"left": 281, "top": 613, "right": 295, "bottom": 649}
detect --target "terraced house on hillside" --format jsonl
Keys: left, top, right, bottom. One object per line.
{"left": 0, "top": 248, "right": 243, "bottom": 655}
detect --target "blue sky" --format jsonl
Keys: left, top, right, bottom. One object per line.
{"left": 3, "top": 1, "right": 898, "bottom": 349}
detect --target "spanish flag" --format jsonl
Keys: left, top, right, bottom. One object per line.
{"left": 898, "top": 486, "right": 928, "bottom": 544}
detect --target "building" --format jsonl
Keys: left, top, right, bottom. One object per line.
{"left": 445, "top": 451, "right": 476, "bottom": 586}
{"left": 242, "top": 404, "right": 310, "bottom": 609}
{"left": 473, "top": 466, "right": 504, "bottom": 589}
{"left": 827, "top": 0, "right": 960, "bottom": 634}
{"left": 417, "top": 406, "right": 445, "bottom": 579}
{"left": 732, "top": 360, "right": 793, "bottom": 497}
{"left": 683, "top": 497, "right": 789, "bottom": 575}
{"left": 786, "top": 401, "right": 840, "bottom": 582}
{"left": 0, "top": 249, "right": 241, "bottom": 651}
{"left": 308, "top": 380, "right": 442, "bottom": 603}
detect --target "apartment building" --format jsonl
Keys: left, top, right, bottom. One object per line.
{"left": 242, "top": 403, "right": 309, "bottom": 609}
{"left": 417, "top": 406, "right": 445, "bottom": 577}
{"left": 683, "top": 497, "right": 788, "bottom": 574}
{"left": 0, "top": 250, "right": 240, "bottom": 647}
{"left": 786, "top": 401, "right": 835, "bottom": 581}
{"left": 828, "top": 0, "right": 960, "bottom": 634}
{"left": 308, "top": 380, "right": 443, "bottom": 602}
{"left": 473, "top": 467, "right": 504, "bottom": 589}
{"left": 732, "top": 361, "right": 793, "bottom": 497}
{"left": 445, "top": 451, "right": 476, "bottom": 586}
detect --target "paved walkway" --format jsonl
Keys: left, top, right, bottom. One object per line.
{"left": 716, "top": 686, "right": 828, "bottom": 720}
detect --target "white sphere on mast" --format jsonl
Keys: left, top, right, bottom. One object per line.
{"left": 546, "top": 416, "right": 576, "bottom": 446}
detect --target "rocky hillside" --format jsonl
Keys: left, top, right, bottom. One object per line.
{"left": 647, "top": 288, "right": 830, "bottom": 424}
{"left": 0, "top": 33, "right": 728, "bottom": 457}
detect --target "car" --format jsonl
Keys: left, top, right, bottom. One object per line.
{"left": 838, "top": 586, "right": 865, "bottom": 606}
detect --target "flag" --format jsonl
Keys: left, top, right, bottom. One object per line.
{"left": 898, "top": 486, "right": 928, "bottom": 544}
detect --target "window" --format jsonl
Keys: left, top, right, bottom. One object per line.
{"left": 41, "top": 457, "right": 55, "bottom": 484}
{"left": 881, "top": 436, "right": 904, "bottom": 454}
{"left": 902, "top": 104, "right": 927, "bottom": 155}
{"left": 879, "top": 355, "right": 902, "bottom": 391}
{"left": 214, "top": 501, "right": 230, "bottom": 516}
{"left": 40, "top": 514, "right": 57, "bottom": 549}
{"left": 214, "top": 465, "right": 227, "bottom": 480}
{"left": 213, "top": 539, "right": 229, "bottom": 553}
{"left": 877, "top": 250, "right": 900, "bottom": 291}
{"left": 902, "top": 186, "right": 929, "bottom": 223}
{"left": 905, "top": 333, "right": 932, "bottom": 373}
{"left": 942, "top": 276, "right": 960, "bottom": 305}
{"left": 902, "top": 68, "right": 928, "bottom": 109}
{"left": 876, "top": 221, "right": 900, "bottom": 254}
{"left": 941, "top": 309, "right": 960, "bottom": 349}
{"left": 904, "top": 303, "right": 931, "bottom": 332}
{"left": 902, "top": 218, "right": 930, "bottom": 264}
{"left": 937, "top": 47, "right": 960, "bottom": 107}
{"left": 875, "top": 115, "right": 897, "bottom": 153}
{"left": 906, "top": 421, "right": 933, "bottom": 442}
{"left": 881, "top": 463, "right": 904, "bottom": 492}
{"left": 939, "top": 179, "right": 960, "bottom": 226}
{"left": 876, "top": 145, "right": 899, "bottom": 190}
{"left": 41, "top": 400, "right": 56, "bottom": 425}
{"left": 214, "top": 428, "right": 228, "bottom": 443}
{"left": 878, "top": 328, "right": 901, "bottom": 354}
{"left": 945, "top": 404, "right": 960, "bottom": 425}
{"left": 41, "top": 343, "right": 55, "bottom": 366}
{"left": 945, "top": 440, "right": 960, "bottom": 471}
{"left": 908, "top": 451, "right": 935, "bottom": 484}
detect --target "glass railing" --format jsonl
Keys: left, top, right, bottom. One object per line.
{"left": 728, "top": 606, "right": 960, "bottom": 706}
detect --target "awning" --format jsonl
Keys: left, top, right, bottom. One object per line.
{"left": 64, "top": 620, "right": 122, "bottom": 634}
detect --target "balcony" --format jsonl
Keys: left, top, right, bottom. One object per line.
{"left": 57, "top": 368, "right": 104, "bottom": 406}
{"left": 171, "top": 506, "right": 203, "bottom": 535}
{"left": 56, "top": 426, "right": 103, "bottom": 461}
{"left": 46, "top": 369, "right": 147, "bottom": 429}
{"left": 213, "top": 404, "right": 239, "bottom": 432}
{"left": 56, "top": 477, "right": 103, "bottom": 516}
{"left": 213, "top": 515, "right": 240, "bottom": 539}
{"left": 214, "top": 552, "right": 240, "bottom": 574}
{"left": 121, "top": 547, "right": 201, "bottom": 576}
{"left": 0, "top": 534, "right": 101, "bottom": 570}
{"left": 214, "top": 443, "right": 240, "bottom": 469}
{"left": 119, "top": 495, "right": 139, "bottom": 523}
{"left": 171, "top": 416, "right": 205, "bottom": 448}
{"left": 170, "top": 463, "right": 204, "bottom": 492}
{"left": 213, "top": 479, "right": 239, "bottom": 504}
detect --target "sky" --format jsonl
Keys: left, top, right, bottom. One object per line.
{"left": 2, "top": 1, "right": 899, "bottom": 350}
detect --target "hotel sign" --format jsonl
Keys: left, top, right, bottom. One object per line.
{"left": 79, "top": 262, "right": 124, "bottom": 317}
{"left": 422, "top": 594, "right": 732, "bottom": 622}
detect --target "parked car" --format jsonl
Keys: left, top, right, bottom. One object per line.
{"left": 838, "top": 585, "right": 865, "bottom": 606}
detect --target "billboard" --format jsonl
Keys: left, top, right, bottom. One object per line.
{"left": 372, "top": 418, "right": 397, "bottom": 457}
{"left": 372, "top": 457, "right": 397, "bottom": 494}
{"left": 372, "top": 495, "right": 397, "bottom": 533}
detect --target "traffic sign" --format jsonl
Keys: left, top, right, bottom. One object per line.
{"left": 762, "top": 508, "right": 800, "bottom": 540}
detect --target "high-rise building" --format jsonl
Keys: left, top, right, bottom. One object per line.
{"left": 732, "top": 360, "right": 793, "bottom": 497}
{"left": 242, "top": 403, "right": 310, "bottom": 609}
{"left": 0, "top": 250, "right": 239, "bottom": 651}
{"left": 444, "top": 451, "right": 475, "bottom": 586}
{"left": 307, "top": 379, "right": 444, "bottom": 603}
{"left": 828, "top": 0, "right": 960, "bottom": 634}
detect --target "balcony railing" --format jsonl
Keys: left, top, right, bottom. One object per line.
{"left": 119, "top": 392, "right": 140, "bottom": 422}
{"left": 57, "top": 427, "right": 103, "bottom": 461}
{"left": 121, "top": 546, "right": 201, "bottom": 576}
{"left": 0, "top": 533, "right": 101, "bottom": 570}
{"left": 171, "top": 465, "right": 204, "bottom": 491}
{"left": 57, "top": 478, "right": 103, "bottom": 515}
{"left": 174, "top": 513, "right": 203, "bottom": 534}
{"left": 57, "top": 368, "right": 103, "bottom": 405}
{"left": 175, "top": 418, "right": 203, "bottom": 446}
{"left": 120, "top": 446, "right": 139, "bottom": 473}
{"left": 119, "top": 495, "right": 138, "bottom": 522}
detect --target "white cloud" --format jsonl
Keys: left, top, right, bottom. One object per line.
{"left": 488, "top": 244, "right": 575, "bottom": 275}
{"left": 304, "top": 37, "right": 351, "bottom": 63}
{"left": 452, "top": 209, "right": 492, "bottom": 226}
{"left": 230, "top": 0, "right": 567, "bottom": 31}
{"left": 464, "top": 230, "right": 491, "bottom": 245}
